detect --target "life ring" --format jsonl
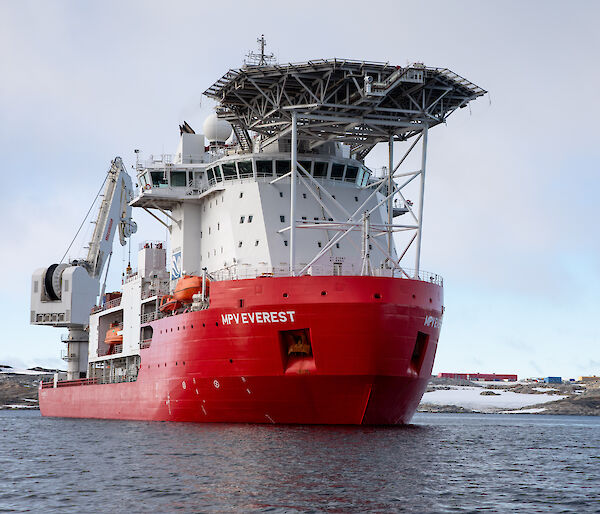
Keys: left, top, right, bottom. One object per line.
{"left": 144, "top": 184, "right": 151, "bottom": 190}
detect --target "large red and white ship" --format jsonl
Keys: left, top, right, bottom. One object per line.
{"left": 31, "top": 42, "right": 485, "bottom": 424}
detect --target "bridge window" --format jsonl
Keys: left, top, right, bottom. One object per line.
{"left": 150, "top": 171, "right": 167, "bottom": 186}
{"left": 276, "top": 160, "right": 289, "bottom": 176}
{"left": 222, "top": 163, "right": 237, "bottom": 179}
{"left": 256, "top": 160, "right": 273, "bottom": 176}
{"left": 299, "top": 161, "right": 312, "bottom": 174}
{"left": 345, "top": 166, "right": 359, "bottom": 182}
{"left": 359, "top": 166, "right": 372, "bottom": 186}
{"left": 313, "top": 161, "right": 328, "bottom": 177}
{"left": 331, "top": 163, "right": 345, "bottom": 179}
{"left": 207, "top": 168, "right": 215, "bottom": 183}
{"left": 238, "top": 160, "right": 252, "bottom": 177}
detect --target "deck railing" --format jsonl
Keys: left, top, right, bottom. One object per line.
{"left": 91, "top": 296, "right": 122, "bottom": 314}
{"left": 40, "top": 375, "right": 138, "bottom": 389}
{"left": 141, "top": 312, "right": 158, "bottom": 324}
{"left": 210, "top": 264, "right": 443, "bottom": 286}
{"left": 40, "top": 378, "right": 98, "bottom": 389}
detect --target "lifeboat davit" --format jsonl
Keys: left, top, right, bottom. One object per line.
{"left": 104, "top": 322, "right": 123, "bottom": 346}
{"left": 159, "top": 294, "right": 181, "bottom": 313}
{"left": 173, "top": 275, "right": 208, "bottom": 303}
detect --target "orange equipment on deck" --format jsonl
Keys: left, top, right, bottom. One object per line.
{"left": 159, "top": 294, "right": 181, "bottom": 313}
{"left": 104, "top": 322, "right": 123, "bottom": 346}
{"left": 173, "top": 275, "right": 209, "bottom": 303}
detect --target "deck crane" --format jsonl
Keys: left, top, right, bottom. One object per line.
{"left": 31, "top": 157, "right": 137, "bottom": 380}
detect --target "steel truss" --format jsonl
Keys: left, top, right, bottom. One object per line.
{"left": 281, "top": 122, "right": 429, "bottom": 278}
{"left": 204, "top": 59, "right": 485, "bottom": 156}
{"left": 204, "top": 58, "right": 485, "bottom": 277}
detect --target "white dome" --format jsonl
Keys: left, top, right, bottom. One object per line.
{"left": 203, "top": 114, "right": 232, "bottom": 143}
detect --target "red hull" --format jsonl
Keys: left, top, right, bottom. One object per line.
{"left": 40, "top": 276, "right": 443, "bottom": 424}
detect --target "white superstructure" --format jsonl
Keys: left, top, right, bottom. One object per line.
{"left": 133, "top": 139, "right": 397, "bottom": 285}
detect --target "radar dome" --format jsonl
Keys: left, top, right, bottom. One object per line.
{"left": 203, "top": 114, "right": 232, "bottom": 144}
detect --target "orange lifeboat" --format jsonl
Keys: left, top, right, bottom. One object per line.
{"left": 159, "top": 294, "right": 181, "bottom": 313}
{"left": 173, "top": 275, "right": 208, "bottom": 303}
{"left": 104, "top": 322, "right": 123, "bottom": 346}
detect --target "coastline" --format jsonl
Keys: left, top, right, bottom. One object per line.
{"left": 418, "top": 377, "right": 600, "bottom": 416}
{"left": 2, "top": 370, "right": 599, "bottom": 417}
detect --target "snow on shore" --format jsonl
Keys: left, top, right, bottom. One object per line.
{"left": 421, "top": 386, "right": 567, "bottom": 412}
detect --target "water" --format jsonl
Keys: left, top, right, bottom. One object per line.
{"left": 0, "top": 412, "right": 598, "bottom": 513}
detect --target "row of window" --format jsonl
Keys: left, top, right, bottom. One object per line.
{"left": 200, "top": 238, "right": 344, "bottom": 259}
{"left": 206, "top": 159, "right": 366, "bottom": 184}
{"left": 141, "top": 160, "right": 372, "bottom": 189}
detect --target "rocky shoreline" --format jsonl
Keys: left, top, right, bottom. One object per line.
{"left": 2, "top": 370, "right": 599, "bottom": 416}
{"left": 0, "top": 367, "right": 56, "bottom": 410}
{"left": 417, "top": 377, "right": 600, "bottom": 416}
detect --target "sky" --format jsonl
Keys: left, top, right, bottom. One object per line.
{"left": 0, "top": 0, "right": 598, "bottom": 378}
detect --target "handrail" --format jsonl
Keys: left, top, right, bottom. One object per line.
{"left": 210, "top": 264, "right": 443, "bottom": 286}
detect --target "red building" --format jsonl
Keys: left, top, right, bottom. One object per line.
{"left": 437, "top": 373, "right": 517, "bottom": 382}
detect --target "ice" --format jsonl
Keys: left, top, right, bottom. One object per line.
{"left": 421, "top": 387, "right": 567, "bottom": 412}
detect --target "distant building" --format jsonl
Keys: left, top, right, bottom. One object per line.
{"left": 544, "top": 376, "right": 562, "bottom": 384}
{"left": 578, "top": 376, "right": 600, "bottom": 383}
{"left": 437, "top": 373, "right": 518, "bottom": 382}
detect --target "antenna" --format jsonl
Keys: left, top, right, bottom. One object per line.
{"left": 244, "top": 35, "right": 275, "bottom": 66}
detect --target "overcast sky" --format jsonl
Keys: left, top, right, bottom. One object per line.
{"left": 1, "top": 0, "right": 598, "bottom": 378}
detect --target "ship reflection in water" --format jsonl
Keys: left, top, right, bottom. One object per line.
{"left": 1, "top": 411, "right": 599, "bottom": 512}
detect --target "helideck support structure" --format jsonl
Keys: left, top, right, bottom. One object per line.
{"left": 204, "top": 59, "right": 486, "bottom": 277}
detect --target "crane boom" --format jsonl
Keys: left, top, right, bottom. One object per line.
{"left": 86, "top": 157, "right": 136, "bottom": 278}
{"left": 30, "top": 157, "right": 137, "bottom": 379}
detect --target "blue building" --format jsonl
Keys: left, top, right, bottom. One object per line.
{"left": 544, "top": 377, "right": 562, "bottom": 384}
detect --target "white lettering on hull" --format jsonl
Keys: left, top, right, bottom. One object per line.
{"left": 424, "top": 315, "right": 442, "bottom": 329}
{"left": 221, "top": 310, "right": 296, "bottom": 325}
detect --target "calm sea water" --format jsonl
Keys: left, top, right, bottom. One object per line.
{"left": 0, "top": 411, "right": 598, "bottom": 513}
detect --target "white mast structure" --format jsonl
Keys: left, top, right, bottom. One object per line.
{"left": 204, "top": 51, "right": 486, "bottom": 278}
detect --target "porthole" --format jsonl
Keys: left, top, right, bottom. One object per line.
{"left": 215, "top": 322, "right": 219, "bottom": 327}
{"left": 283, "top": 293, "right": 288, "bottom": 298}
{"left": 412, "top": 294, "right": 416, "bottom": 299}
{"left": 202, "top": 323, "right": 206, "bottom": 328}
{"left": 321, "top": 291, "right": 327, "bottom": 296}
{"left": 374, "top": 293, "right": 381, "bottom": 299}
